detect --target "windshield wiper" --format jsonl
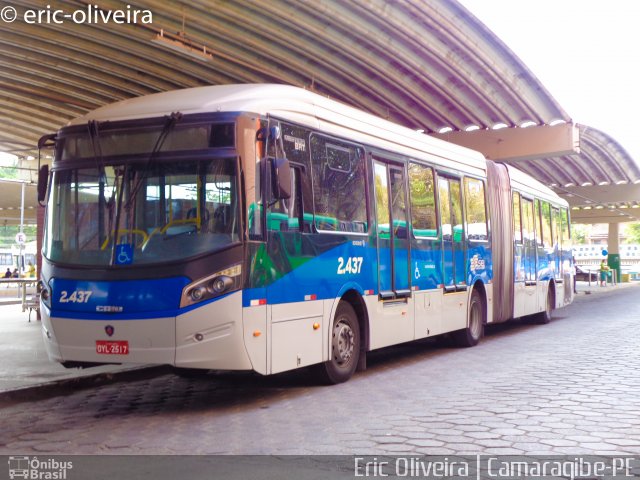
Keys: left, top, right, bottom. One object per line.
{"left": 87, "top": 120, "right": 114, "bottom": 248}
{"left": 110, "top": 112, "right": 182, "bottom": 265}
{"left": 125, "top": 112, "right": 182, "bottom": 211}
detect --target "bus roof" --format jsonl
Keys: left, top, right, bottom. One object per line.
{"left": 507, "top": 164, "right": 568, "bottom": 207}
{"left": 66, "top": 84, "right": 486, "bottom": 176}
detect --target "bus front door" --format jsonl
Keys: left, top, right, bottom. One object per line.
{"left": 371, "top": 159, "right": 414, "bottom": 348}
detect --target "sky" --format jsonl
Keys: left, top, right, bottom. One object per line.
{"left": 459, "top": 0, "right": 640, "bottom": 163}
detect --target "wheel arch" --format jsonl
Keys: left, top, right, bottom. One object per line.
{"left": 470, "top": 280, "right": 488, "bottom": 325}
{"left": 548, "top": 279, "right": 557, "bottom": 307}
{"left": 339, "top": 289, "right": 370, "bottom": 352}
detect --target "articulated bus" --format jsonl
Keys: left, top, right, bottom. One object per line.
{"left": 37, "top": 84, "right": 573, "bottom": 383}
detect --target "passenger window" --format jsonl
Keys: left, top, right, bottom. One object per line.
{"left": 535, "top": 199, "right": 544, "bottom": 246}
{"left": 561, "top": 208, "right": 570, "bottom": 244}
{"left": 310, "top": 135, "right": 367, "bottom": 233}
{"left": 279, "top": 122, "right": 313, "bottom": 232}
{"left": 541, "top": 201, "right": 553, "bottom": 249}
{"left": 464, "top": 177, "right": 488, "bottom": 241}
{"left": 513, "top": 192, "right": 522, "bottom": 244}
{"left": 553, "top": 207, "right": 561, "bottom": 247}
{"left": 408, "top": 163, "right": 437, "bottom": 238}
{"left": 521, "top": 197, "right": 535, "bottom": 243}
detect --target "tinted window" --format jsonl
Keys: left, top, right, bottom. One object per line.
{"left": 409, "top": 163, "right": 437, "bottom": 237}
{"left": 561, "top": 208, "right": 570, "bottom": 244}
{"left": 541, "top": 201, "right": 553, "bottom": 249}
{"left": 522, "top": 197, "right": 535, "bottom": 243}
{"left": 464, "top": 177, "right": 487, "bottom": 241}
{"left": 310, "top": 135, "right": 367, "bottom": 233}
{"left": 513, "top": 192, "right": 522, "bottom": 244}
{"left": 268, "top": 122, "right": 313, "bottom": 232}
{"left": 535, "top": 199, "right": 543, "bottom": 246}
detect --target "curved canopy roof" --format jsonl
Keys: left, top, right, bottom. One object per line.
{"left": 1, "top": 0, "right": 639, "bottom": 223}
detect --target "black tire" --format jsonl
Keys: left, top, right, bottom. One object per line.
{"left": 453, "top": 289, "right": 484, "bottom": 347}
{"left": 315, "top": 302, "right": 360, "bottom": 384}
{"left": 535, "top": 286, "right": 554, "bottom": 324}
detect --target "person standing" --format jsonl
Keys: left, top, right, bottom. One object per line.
{"left": 599, "top": 259, "right": 609, "bottom": 286}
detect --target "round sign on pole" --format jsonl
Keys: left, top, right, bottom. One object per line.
{"left": 15, "top": 232, "right": 26, "bottom": 244}
{"left": 601, "top": 249, "right": 608, "bottom": 257}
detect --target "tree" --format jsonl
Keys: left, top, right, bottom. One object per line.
{"left": 0, "top": 166, "right": 19, "bottom": 179}
{"left": 625, "top": 222, "right": 640, "bottom": 244}
{"left": 571, "top": 224, "right": 588, "bottom": 244}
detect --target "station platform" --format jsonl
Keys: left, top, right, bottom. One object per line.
{"left": 0, "top": 280, "right": 637, "bottom": 401}
{"left": 0, "top": 302, "right": 165, "bottom": 402}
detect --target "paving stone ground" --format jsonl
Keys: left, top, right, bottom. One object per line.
{"left": 1, "top": 284, "right": 639, "bottom": 455}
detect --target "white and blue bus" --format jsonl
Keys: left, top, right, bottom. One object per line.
{"left": 37, "top": 84, "right": 573, "bottom": 383}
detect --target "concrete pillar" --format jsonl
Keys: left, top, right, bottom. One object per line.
{"left": 607, "top": 223, "right": 620, "bottom": 283}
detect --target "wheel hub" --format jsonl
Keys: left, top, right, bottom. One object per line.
{"left": 332, "top": 319, "right": 354, "bottom": 366}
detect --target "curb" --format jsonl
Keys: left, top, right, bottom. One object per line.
{"left": 0, "top": 300, "right": 22, "bottom": 306}
{"left": 0, "top": 365, "right": 174, "bottom": 404}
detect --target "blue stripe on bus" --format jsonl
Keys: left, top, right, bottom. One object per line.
{"left": 242, "top": 241, "right": 493, "bottom": 307}
{"left": 47, "top": 289, "right": 235, "bottom": 321}
{"left": 49, "top": 276, "right": 191, "bottom": 316}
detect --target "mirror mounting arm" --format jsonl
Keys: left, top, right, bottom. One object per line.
{"left": 37, "top": 133, "right": 57, "bottom": 206}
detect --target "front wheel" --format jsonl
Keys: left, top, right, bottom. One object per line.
{"left": 453, "top": 289, "right": 484, "bottom": 347}
{"left": 314, "top": 302, "right": 360, "bottom": 384}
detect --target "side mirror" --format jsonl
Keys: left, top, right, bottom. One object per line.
{"left": 271, "top": 157, "right": 291, "bottom": 200}
{"left": 37, "top": 165, "right": 49, "bottom": 204}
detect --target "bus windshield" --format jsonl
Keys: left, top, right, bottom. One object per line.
{"left": 44, "top": 157, "right": 240, "bottom": 266}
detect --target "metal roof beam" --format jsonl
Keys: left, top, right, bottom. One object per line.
{"left": 432, "top": 123, "right": 579, "bottom": 162}
{"left": 561, "top": 183, "right": 640, "bottom": 205}
{"left": 571, "top": 209, "right": 640, "bottom": 224}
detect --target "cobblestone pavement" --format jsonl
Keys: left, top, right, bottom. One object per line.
{"left": 1, "top": 285, "right": 639, "bottom": 455}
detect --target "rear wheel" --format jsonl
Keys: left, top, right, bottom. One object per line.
{"left": 315, "top": 302, "right": 360, "bottom": 384}
{"left": 453, "top": 289, "right": 484, "bottom": 347}
{"left": 535, "top": 286, "right": 554, "bottom": 324}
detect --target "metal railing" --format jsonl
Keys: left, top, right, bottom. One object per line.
{"left": 580, "top": 268, "right": 617, "bottom": 287}
{"left": 0, "top": 278, "right": 39, "bottom": 319}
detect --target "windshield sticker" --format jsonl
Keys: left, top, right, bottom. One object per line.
{"left": 284, "top": 134, "right": 306, "bottom": 152}
{"left": 115, "top": 244, "right": 134, "bottom": 265}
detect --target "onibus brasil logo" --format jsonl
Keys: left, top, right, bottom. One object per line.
{"left": 8, "top": 456, "right": 73, "bottom": 479}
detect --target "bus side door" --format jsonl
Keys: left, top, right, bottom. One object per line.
{"left": 370, "top": 158, "right": 414, "bottom": 349}
{"left": 438, "top": 175, "right": 466, "bottom": 291}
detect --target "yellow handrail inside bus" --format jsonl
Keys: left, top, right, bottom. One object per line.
{"left": 100, "top": 229, "right": 149, "bottom": 250}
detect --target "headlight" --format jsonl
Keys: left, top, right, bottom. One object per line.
{"left": 211, "top": 275, "right": 233, "bottom": 294}
{"left": 180, "top": 264, "right": 242, "bottom": 308}
{"left": 39, "top": 280, "right": 51, "bottom": 307}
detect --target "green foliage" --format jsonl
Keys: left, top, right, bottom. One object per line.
{"left": 571, "top": 224, "right": 588, "bottom": 244}
{"left": 0, "top": 166, "right": 19, "bottom": 179}
{"left": 0, "top": 225, "right": 37, "bottom": 248}
{"left": 625, "top": 222, "right": 640, "bottom": 244}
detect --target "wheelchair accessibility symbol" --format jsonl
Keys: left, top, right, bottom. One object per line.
{"left": 115, "top": 244, "right": 133, "bottom": 265}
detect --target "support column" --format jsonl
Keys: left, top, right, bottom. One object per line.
{"left": 607, "top": 223, "right": 620, "bottom": 283}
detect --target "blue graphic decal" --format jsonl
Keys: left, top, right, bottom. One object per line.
{"left": 243, "top": 238, "right": 494, "bottom": 307}
{"left": 50, "top": 276, "right": 191, "bottom": 316}
{"left": 244, "top": 241, "right": 377, "bottom": 307}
